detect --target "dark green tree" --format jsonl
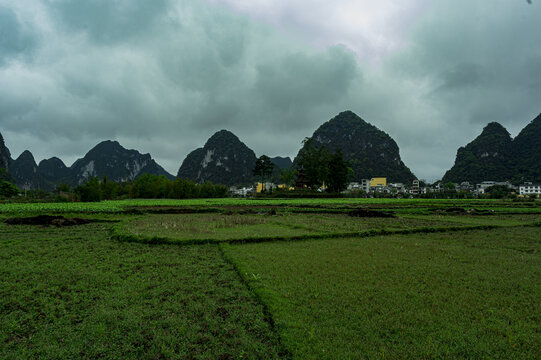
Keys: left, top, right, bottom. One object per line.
{"left": 100, "top": 175, "right": 118, "bottom": 200}
{"left": 279, "top": 167, "right": 297, "bottom": 187}
{"left": 484, "top": 185, "right": 513, "bottom": 199}
{"left": 326, "top": 149, "right": 351, "bottom": 193}
{"left": 296, "top": 138, "right": 331, "bottom": 190}
{"left": 0, "top": 179, "right": 20, "bottom": 197}
{"left": 57, "top": 183, "right": 71, "bottom": 193}
{"left": 253, "top": 155, "right": 275, "bottom": 184}
{"left": 444, "top": 182, "right": 456, "bottom": 191}
{"left": 74, "top": 177, "right": 102, "bottom": 202}
{"left": 296, "top": 138, "right": 350, "bottom": 192}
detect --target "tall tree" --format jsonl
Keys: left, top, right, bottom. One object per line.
{"left": 279, "top": 167, "right": 297, "bottom": 187}
{"left": 326, "top": 149, "right": 351, "bottom": 193}
{"left": 296, "top": 138, "right": 350, "bottom": 192}
{"left": 253, "top": 155, "right": 275, "bottom": 184}
{"left": 296, "top": 138, "right": 329, "bottom": 190}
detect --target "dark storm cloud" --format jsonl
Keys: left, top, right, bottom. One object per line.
{"left": 0, "top": 0, "right": 360, "bottom": 173}
{"left": 0, "top": 0, "right": 539, "bottom": 181}
{"left": 48, "top": 0, "right": 168, "bottom": 44}
{"left": 0, "top": 6, "right": 37, "bottom": 65}
{"left": 347, "top": 0, "right": 541, "bottom": 180}
{"left": 435, "top": 63, "right": 486, "bottom": 92}
{"left": 254, "top": 46, "right": 360, "bottom": 114}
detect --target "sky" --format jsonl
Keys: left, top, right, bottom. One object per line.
{"left": 0, "top": 0, "right": 540, "bottom": 182}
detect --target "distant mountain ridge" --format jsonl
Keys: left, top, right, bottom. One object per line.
{"left": 442, "top": 114, "right": 541, "bottom": 184}
{"left": 38, "top": 157, "right": 70, "bottom": 184}
{"left": 3, "top": 111, "right": 539, "bottom": 190}
{"left": 10, "top": 150, "right": 50, "bottom": 190}
{"left": 0, "top": 132, "right": 11, "bottom": 172}
{"left": 0, "top": 136, "right": 174, "bottom": 190}
{"left": 295, "top": 111, "right": 416, "bottom": 183}
{"left": 69, "top": 140, "right": 174, "bottom": 185}
{"left": 177, "top": 130, "right": 257, "bottom": 186}
{"left": 270, "top": 156, "right": 292, "bottom": 170}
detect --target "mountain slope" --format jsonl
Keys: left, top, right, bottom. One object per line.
{"left": 442, "top": 114, "right": 541, "bottom": 184}
{"left": 10, "top": 150, "right": 51, "bottom": 190}
{"left": 177, "top": 130, "right": 257, "bottom": 186}
{"left": 442, "top": 122, "right": 513, "bottom": 184}
{"left": 512, "top": 113, "right": 541, "bottom": 182}
{"left": 38, "top": 157, "right": 70, "bottom": 185}
{"left": 296, "top": 111, "right": 416, "bottom": 183}
{"left": 0, "top": 131, "right": 11, "bottom": 172}
{"left": 270, "top": 156, "right": 292, "bottom": 170}
{"left": 69, "top": 140, "right": 174, "bottom": 185}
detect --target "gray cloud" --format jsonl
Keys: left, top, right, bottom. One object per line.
{"left": 48, "top": 0, "right": 168, "bottom": 44}
{"left": 0, "top": 6, "right": 37, "bottom": 65}
{"left": 435, "top": 63, "right": 487, "bottom": 92}
{"left": 0, "top": 0, "right": 539, "bottom": 182}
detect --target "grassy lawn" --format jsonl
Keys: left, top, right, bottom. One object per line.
{"left": 222, "top": 227, "right": 541, "bottom": 359}
{"left": 2, "top": 198, "right": 538, "bottom": 215}
{"left": 1, "top": 200, "right": 540, "bottom": 359}
{"left": 403, "top": 213, "right": 541, "bottom": 227}
{"left": 119, "top": 213, "right": 469, "bottom": 243}
{"left": 0, "top": 222, "right": 285, "bottom": 359}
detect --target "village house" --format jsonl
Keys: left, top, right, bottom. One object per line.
{"left": 519, "top": 182, "right": 541, "bottom": 196}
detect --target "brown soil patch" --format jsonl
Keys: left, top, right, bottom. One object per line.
{"left": 4, "top": 215, "right": 94, "bottom": 227}
{"left": 348, "top": 208, "right": 395, "bottom": 218}
{"left": 439, "top": 207, "right": 495, "bottom": 215}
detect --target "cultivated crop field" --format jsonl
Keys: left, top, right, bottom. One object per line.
{"left": 1, "top": 198, "right": 540, "bottom": 359}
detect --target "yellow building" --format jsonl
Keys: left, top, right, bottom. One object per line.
{"left": 370, "top": 177, "right": 387, "bottom": 187}
{"left": 256, "top": 182, "right": 279, "bottom": 193}
{"left": 277, "top": 184, "right": 295, "bottom": 190}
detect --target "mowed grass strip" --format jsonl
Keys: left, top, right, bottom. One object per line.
{"left": 0, "top": 223, "right": 286, "bottom": 359}
{"left": 4, "top": 198, "right": 537, "bottom": 214}
{"left": 119, "top": 213, "right": 468, "bottom": 244}
{"left": 222, "top": 227, "right": 541, "bottom": 359}
{"left": 402, "top": 213, "right": 541, "bottom": 227}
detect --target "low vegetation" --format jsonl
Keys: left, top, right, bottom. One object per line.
{"left": 223, "top": 227, "right": 541, "bottom": 359}
{"left": 0, "top": 222, "right": 285, "bottom": 359}
{"left": 1, "top": 199, "right": 539, "bottom": 359}
{"left": 117, "top": 212, "right": 469, "bottom": 244}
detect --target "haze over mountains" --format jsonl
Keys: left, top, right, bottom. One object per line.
{"left": 1, "top": 111, "right": 540, "bottom": 190}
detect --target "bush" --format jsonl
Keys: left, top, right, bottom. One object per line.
{"left": 0, "top": 180, "right": 20, "bottom": 198}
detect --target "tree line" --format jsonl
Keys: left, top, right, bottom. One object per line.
{"left": 0, "top": 170, "right": 228, "bottom": 201}
{"left": 72, "top": 174, "right": 228, "bottom": 202}
{"left": 254, "top": 138, "right": 352, "bottom": 193}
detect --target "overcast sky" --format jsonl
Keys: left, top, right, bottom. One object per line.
{"left": 1, "top": 0, "right": 539, "bottom": 181}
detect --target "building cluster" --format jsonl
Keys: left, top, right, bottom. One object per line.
{"left": 348, "top": 179, "right": 541, "bottom": 197}
{"left": 229, "top": 177, "right": 541, "bottom": 198}
{"left": 229, "top": 182, "right": 288, "bottom": 197}
{"left": 347, "top": 177, "right": 412, "bottom": 196}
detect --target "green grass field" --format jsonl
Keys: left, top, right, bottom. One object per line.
{"left": 118, "top": 213, "right": 465, "bottom": 244}
{"left": 223, "top": 227, "right": 540, "bottom": 359}
{"left": 1, "top": 198, "right": 540, "bottom": 359}
{"left": 1, "top": 197, "right": 540, "bottom": 214}
{"left": 0, "top": 222, "right": 285, "bottom": 359}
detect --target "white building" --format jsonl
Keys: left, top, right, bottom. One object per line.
{"left": 229, "top": 186, "right": 253, "bottom": 197}
{"left": 519, "top": 183, "right": 541, "bottom": 196}
{"left": 411, "top": 179, "right": 420, "bottom": 195}
{"left": 347, "top": 179, "right": 371, "bottom": 193}
{"left": 389, "top": 183, "right": 406, "bottom": 193}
